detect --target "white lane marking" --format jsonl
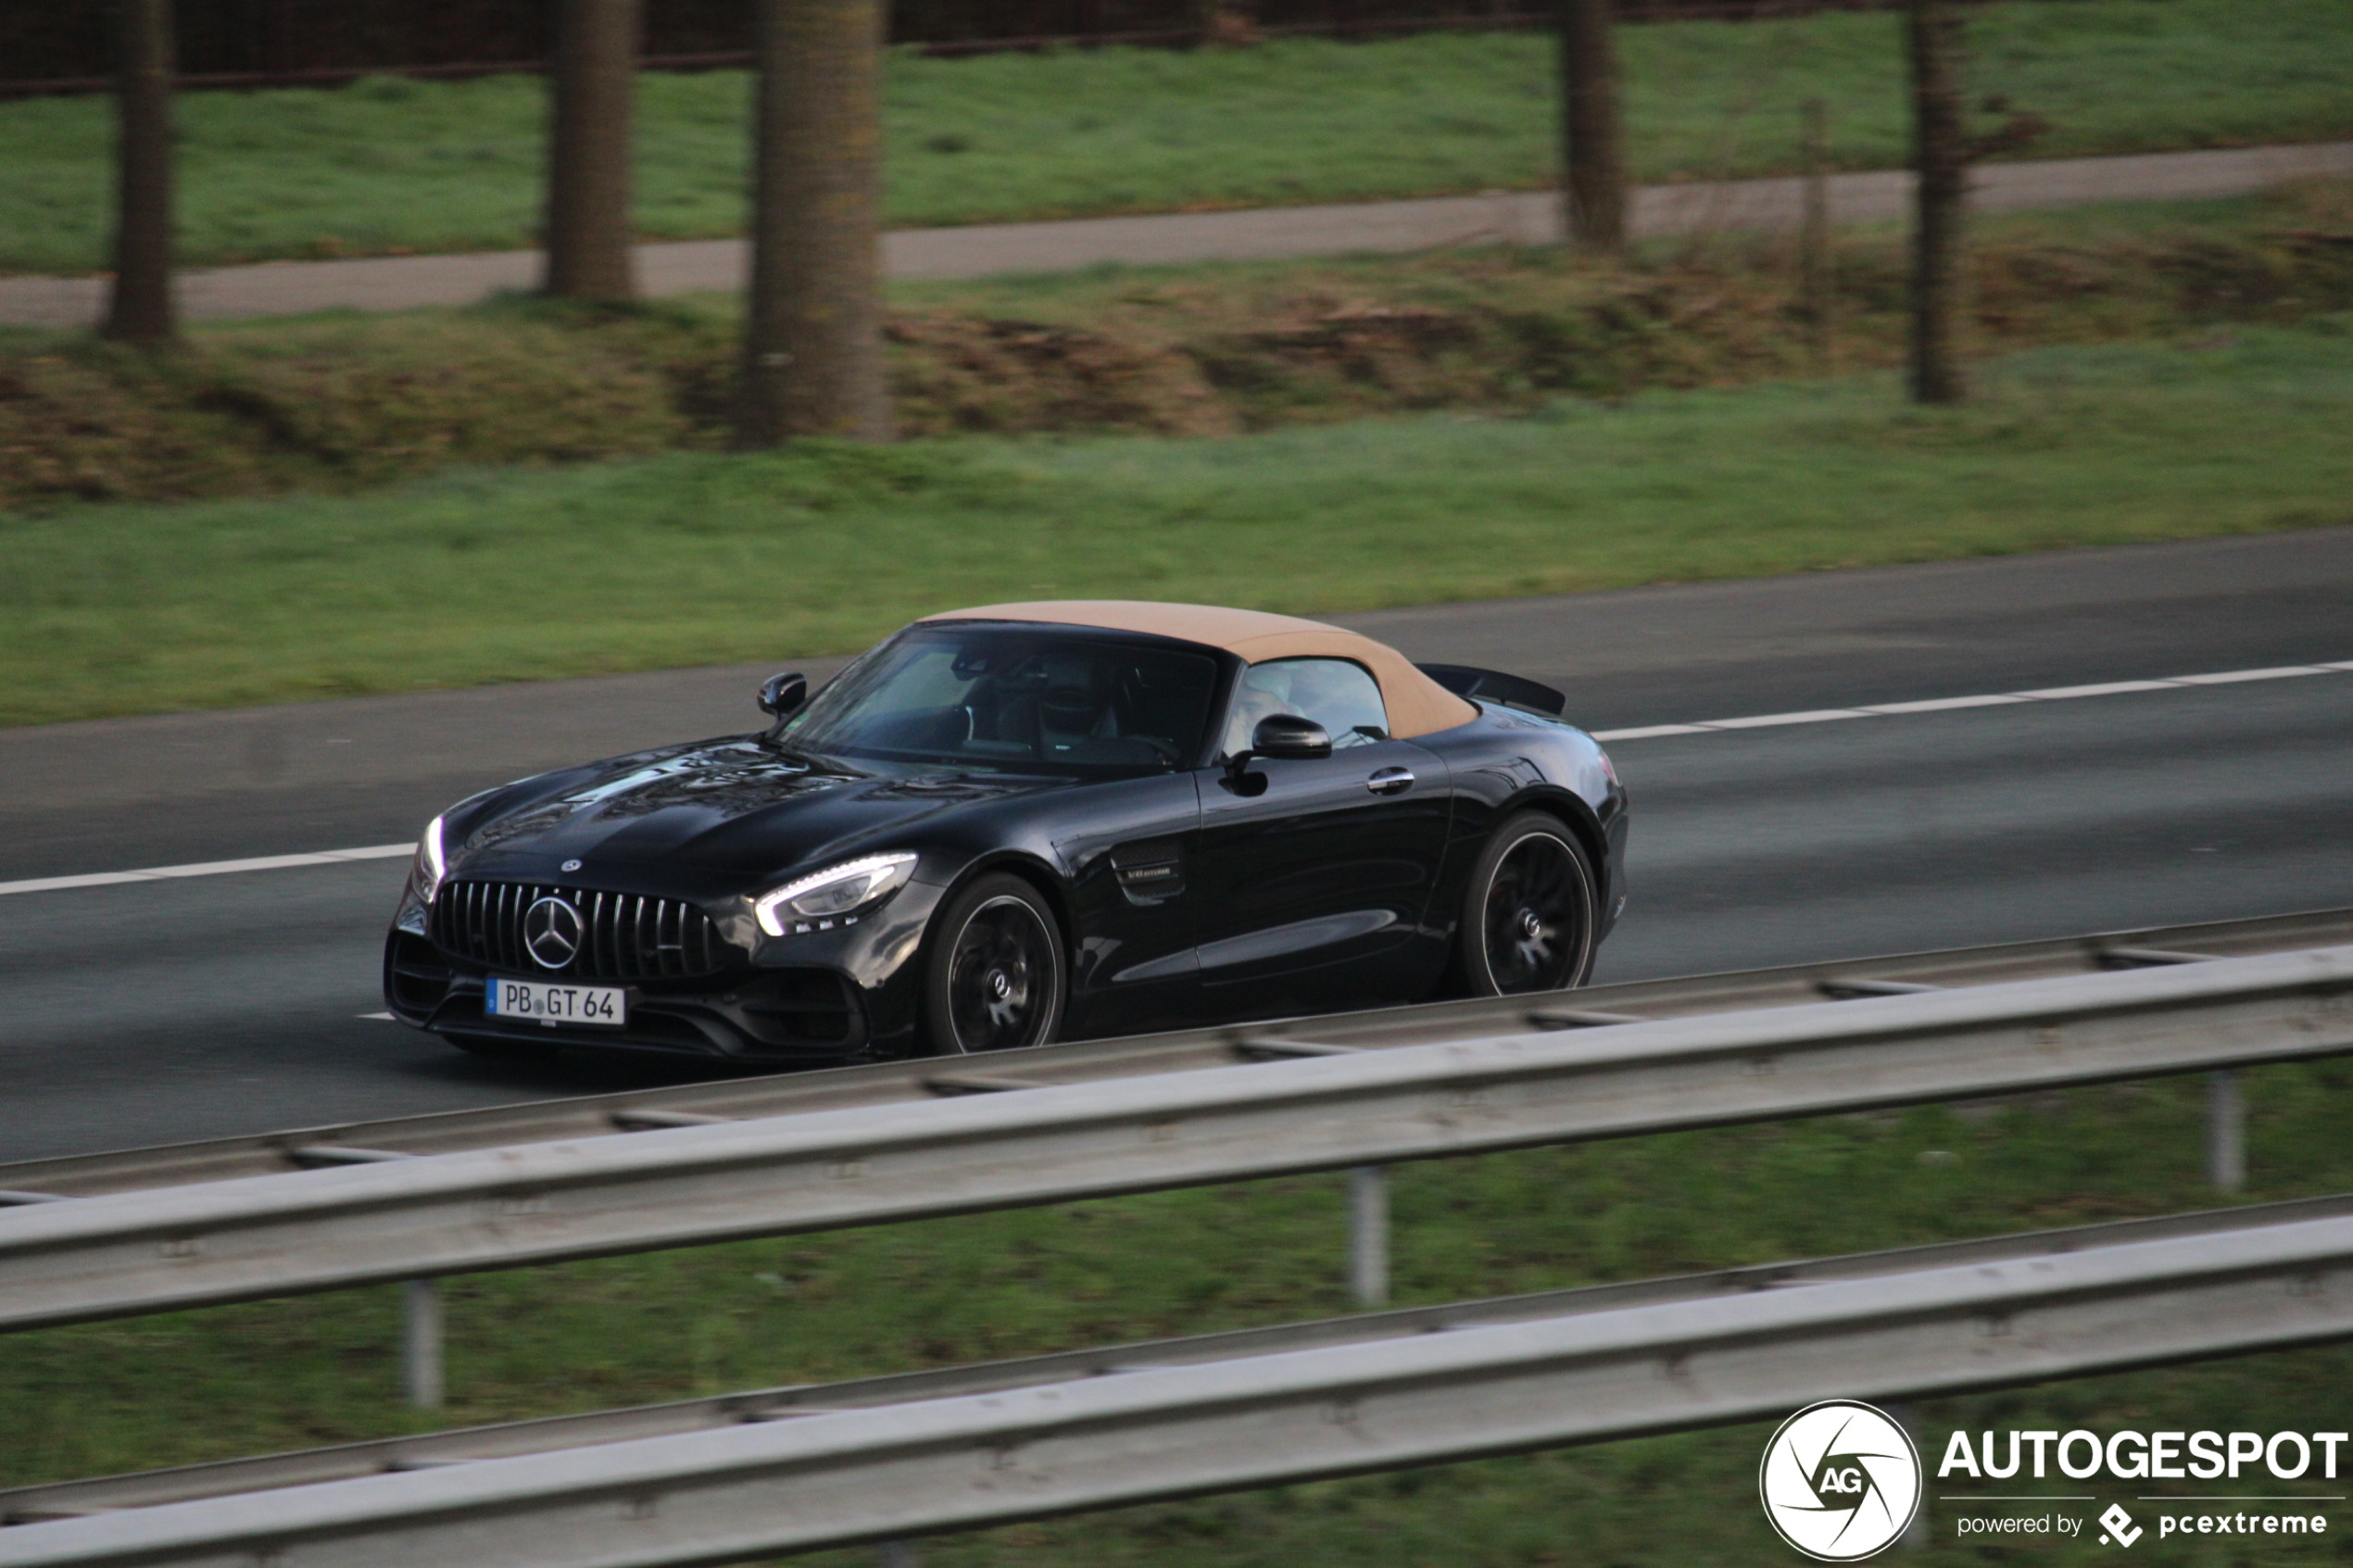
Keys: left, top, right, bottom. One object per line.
{"left": 1704, "top": 709, "right": 1869, "bottom": 729}
{"left": 2014, "top": 680, "right": 2178, "bottom": 700}
{"left": 358, "top": 1011, "right": 396, "bottom": 1022}
{"left": 2174, "top": 666, "right": 2334, "bottom": 685}
{"left": 0, "top": 843, "right": 414, "bottom": 899}
{"left": 1855, "top": 694, "right": 2028, "bottom": 715}
{"left": 1591, "top": 659, "right": 2348, "bottom": 744}
{"left": 1586, "top": 722, "right": 1710, "bottom": 740}
{"left": 4, "top": 657, "right": 2347, "bottom": 893}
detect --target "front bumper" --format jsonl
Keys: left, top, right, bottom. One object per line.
{"left": 384, "top": 872, "right": 948, "bottom": 1060}
{"left": 384, "top": 929, "right": 882, "bottom": 1060}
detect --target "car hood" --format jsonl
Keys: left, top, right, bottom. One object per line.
{"left": 453, "top": 740, "right": 1066, "bottom": 883}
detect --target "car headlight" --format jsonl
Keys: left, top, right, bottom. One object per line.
{"left": 756, "top": 851, "right": 918, "bottom": 937}
{"left": 408, "top": 815, "right": 447, "bottom": 906}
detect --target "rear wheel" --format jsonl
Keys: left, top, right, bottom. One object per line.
{"left": 920, "top": 872, "right": 1066, "bottom": 1055}
{"left": 1458, "top": 811, "right": 1599, "bottom": 997}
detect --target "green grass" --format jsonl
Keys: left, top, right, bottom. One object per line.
{"left": 4, "top": 320, "right": 2351, "bottom": 728}
{"left": 8, "top": 1061, "right": 2353, "bottom": 1565}
{"left": 3, "top": 0, "right": 2349, "bottom": 273}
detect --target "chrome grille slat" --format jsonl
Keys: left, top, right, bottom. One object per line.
{"left": 432, "top": 881, "right": 727, "bottom": 982}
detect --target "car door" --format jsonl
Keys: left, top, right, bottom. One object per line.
{"left": 1050, "top": 770, "right": 1207, "bottom": 1040}
{"left": 1188, "top": 658, "right": 1453, "bottom": 1019}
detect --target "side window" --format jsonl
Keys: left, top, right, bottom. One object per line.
{"left": 1221, "top": 659, "right": 1390, "bottom": 756}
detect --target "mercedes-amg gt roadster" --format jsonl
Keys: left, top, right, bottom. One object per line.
{"left": 384, "top": 602, "right": 1628, "bottom": 1061}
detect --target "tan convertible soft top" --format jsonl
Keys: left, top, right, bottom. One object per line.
{"left": 921, "top": 600, "right": 1478, "bottom": 740}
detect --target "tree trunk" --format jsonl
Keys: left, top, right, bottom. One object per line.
{"left": 1556, "top": 0, "right": 1626, "bottom": 256}
{"left": 1907, "top": 0, "right": 1967, "bottom": 404}
{"left": 1800, "top": 97, "right": 1831, "bottom": 369}
{"left": 104, "top": 0, "right": 176, "bottom": 345}
{"left": 738, "top": 0, "right": 892, "bottom": 446}
{"left": 542, "top": 0, "right": 641, "bottom": 302}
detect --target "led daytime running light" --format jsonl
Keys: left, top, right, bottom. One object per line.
{"left": 411, "top": 815, "right": 447, "bottom": 904}
{"left": 756, "top": 851, "right": 918, "bottom": 937}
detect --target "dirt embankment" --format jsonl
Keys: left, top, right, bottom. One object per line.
{"left": 5, "top": 182, "right": 2349, "bottom": 512}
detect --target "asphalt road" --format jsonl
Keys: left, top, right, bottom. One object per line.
{"left": 3, "top": 527, "right": 2349, "bottom": 1162}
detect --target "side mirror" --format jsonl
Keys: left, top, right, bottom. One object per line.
{"left": 758, "top": 671, "right": 808, "bottom": 719}
{"left": 1252, "top": 714, "right": 1332, "bottom": 759}
{"left": 1223, "top": 712, "right": 1329, "bottom": 794}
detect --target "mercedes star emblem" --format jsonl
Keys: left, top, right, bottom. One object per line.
{"left": 522, "top": 896, "right": 584, "bottom": 970}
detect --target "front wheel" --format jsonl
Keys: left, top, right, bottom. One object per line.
{"left": 919, "top": 872, "right": 1067, "bottom": 1055}
{"left": 1457, "top": 811, "right": 1599, "bottom": 997}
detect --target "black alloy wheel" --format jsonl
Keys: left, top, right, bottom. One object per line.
{"left": 1461, "top": 811, "right": 1599, "bottom": 997}
{"left": 922, "top": 872, "right": 1066, "bottom": 1054}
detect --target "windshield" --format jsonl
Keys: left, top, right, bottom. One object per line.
{"left": 778, "top": 628, "right": 1222, "bottom": 774}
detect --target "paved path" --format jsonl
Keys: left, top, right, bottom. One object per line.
{"left": 3, "top": 142, "right": 2346, "bottom": 331}
{"left": 3, "top": 527, "right": 2350, "bottom": 1158}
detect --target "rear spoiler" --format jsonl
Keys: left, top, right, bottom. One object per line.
{"left": 1417, "top": 663, "right": 1567, "bottom": 718}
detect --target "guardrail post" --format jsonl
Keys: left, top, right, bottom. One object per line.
{"left": 2207, "top": 1070, "right": 2246, "bottom": 1193}
{"left": 1349, "top": 1166, "right": 1389, "bottom": 1309}
{"left": 403, "top": 1278, "right": 444, "bottom": 1410}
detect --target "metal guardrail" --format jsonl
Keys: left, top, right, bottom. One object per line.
{"left": 8, "top": 910, "right": 2337, "bottom": 1411}
{"left": 8, "top": 908, "right": 2346, "bottom": 1202}
{"left": 3, "top": 938, "right": 2350, "bottom": 1333}
{"left": 8, "top": 1197, "right": 2353, "bottom": 1567}
{"left": 9, "top": 1192, "right": 2347, "bottom": 1525}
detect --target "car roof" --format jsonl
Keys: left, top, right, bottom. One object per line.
{"left": 918, "top": 600, "right": 1479, "bottom": 740}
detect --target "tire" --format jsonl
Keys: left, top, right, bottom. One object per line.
{"left": 1456, "top": 811, "right": 1600, "bottom": 997}
{"left": 919, "top": 872, "right": 1067, "bottom": 1055}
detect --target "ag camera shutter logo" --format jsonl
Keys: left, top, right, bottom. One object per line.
{"left": 1759, "top": 1400, "right": 1924, "bottom": 1561}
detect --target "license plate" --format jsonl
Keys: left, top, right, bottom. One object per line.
{"left": 484, "top": 977, "right": 626, "bottom": 1028}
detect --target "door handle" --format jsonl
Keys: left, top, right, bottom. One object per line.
{"left": 1365, "top": 766, "right": 1415, "bottom": 797}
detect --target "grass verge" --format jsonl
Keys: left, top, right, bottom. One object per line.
{"left": 4, "top": 317, "right": 2352, "bottom": 729}
{"left": 1, "top": 0, "right": 2349, "bottom": 273}
{"left": 6, "top": 180, "right": 2351, "bottom": 513}
{"left": 6, "top": 1064, "right": 2352, "bottom": 1566}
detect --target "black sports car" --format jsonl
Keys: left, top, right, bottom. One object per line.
{"left": 384, "top": 602, "right": 1628, "bottom": 1060}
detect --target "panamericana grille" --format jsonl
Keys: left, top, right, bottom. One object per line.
{"left": 431, "top": 881, "right": 729, "bottom": 982}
